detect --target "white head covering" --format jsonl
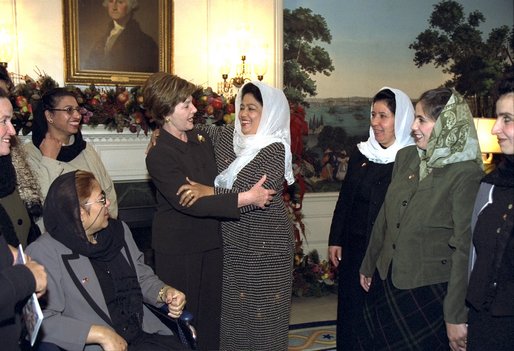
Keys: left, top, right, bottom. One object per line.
{"left": 357, "top": 87, "right": 415, "bottom": 164}
{"left": 215, "top": 81, "right": 294, "bottom": 189}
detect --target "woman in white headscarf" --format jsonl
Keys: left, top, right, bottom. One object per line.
{"left": 178, "top": 81, "right": 294, "bottom": 350}
{"left": 327, "top": 87, "right": 414, "bottom": 350}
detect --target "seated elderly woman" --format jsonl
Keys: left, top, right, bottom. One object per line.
{"left": 26, "top": 170, "right": 188, "bottom": 351}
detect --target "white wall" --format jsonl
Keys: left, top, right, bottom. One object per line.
{"left": 4, "top": 0, "right": 281, "bottom": 88}
{"left": 9, "top": 0, "right": 335, "bottom": 258}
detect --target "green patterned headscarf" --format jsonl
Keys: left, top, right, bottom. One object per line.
{"left": 419, "top": 90, "right": 483, "bottom": 180}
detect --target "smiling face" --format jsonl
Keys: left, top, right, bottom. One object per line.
{"left": 411, "top": 101, "right": 436, "bottom": 150}
{"left": 162, "top": 95, "right": 197, "bottom": 139}
{"left": 238, "top": 93, "right": 263, "bottom": 135}
{"left": 370, "top": 100, "right": 396, "bottom": 147}
{"left": 80, "top": 181, "right": 110, "bottom": 242}
{"left": 45, "top": 96, "right": 82, "bottom": 143}
{"left": 492, "top": 93, "right": 514, "bottom": 155}
{"left": 0, "top": 97, "right": 15, "bottom": 156}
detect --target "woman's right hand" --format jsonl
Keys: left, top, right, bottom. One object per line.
{"left": 39, "top": 132, "right": 62, "bottom": 159}
{"left": 360, "top": 273, "right": 372, "bottom": 292}
{"left": 145, "top": 128, "right": 160, "bottom": 154}
{"left": 328, "top": 246, "right": 342, "bottom": 267}
{"left": 87, "top": 325, "right": 127, "bottom": 351}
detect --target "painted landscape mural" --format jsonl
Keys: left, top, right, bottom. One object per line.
{"left": 283, "top": 0, "right": 513, "bottom": 192}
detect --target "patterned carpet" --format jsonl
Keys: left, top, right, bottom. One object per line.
{"left": 288, "top": 320, "right": 337, "bottom": 351}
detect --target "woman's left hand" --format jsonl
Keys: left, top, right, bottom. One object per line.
{"left": 446, "top": 322, "right": 467, "bottom": 351}
{"left": 177, "top": 177, "right": 214, "bottom": 207}
{"left": 163, "top": 286, "right": 187, "bottom": 318}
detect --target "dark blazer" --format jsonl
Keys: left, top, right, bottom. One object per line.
{"left": 86, "top": 18, "right": 158, "bottom": 72}
{"left": 467, "top": 183, "right": 514, "bottom": 316}
{"left": 361, "top": 145, "right": 483, "bottom": 323}
{"left": 26, "top": 222, "right": 172, "bottom": 351}
{"left": 0, "top": 234, "right": 36, "bottom": 351}
{"left": 146, "top": 128, "right": 239, "bottom": 255}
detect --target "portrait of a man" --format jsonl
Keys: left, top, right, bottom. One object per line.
{"left": 79, "top": 0, "right": 159, "bottom": 73}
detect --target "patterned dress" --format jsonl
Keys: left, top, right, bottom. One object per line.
{"left": 208, "top": 125, "right": 294, "bottom": 351}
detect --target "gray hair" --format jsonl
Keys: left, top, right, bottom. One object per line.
{"left": 102, "top": 0, "right": 138, "bottom": 11}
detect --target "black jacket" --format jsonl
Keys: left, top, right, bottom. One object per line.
{"left": 0, "top": 234, "right": 36, "bottom": 351}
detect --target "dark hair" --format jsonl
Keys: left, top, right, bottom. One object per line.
{"left": 496, "top": 72, "right": 514, "bottom": 97}
{"left": 142, "top": 72, "right": 199, "bottom": 127}
{"left": 241, "top": 83, "right": 263, "bottom": 106}
{"left": 0, "top": 88, "right": 9, "bottom": 99}
{"left": 0, "top": 65, "right": 13, "bottom": 93}
{"left": 417, "top": 87, "right": 453, "bottom": 121}
{"left": 372, "top": 89, "right": 396, "bottom": 114}
{"left": 32, "top": 88, "right": 78, "bottom": 143}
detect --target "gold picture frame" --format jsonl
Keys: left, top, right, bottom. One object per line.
{"left": 63, "top": 0, "right": 172, "bottom": 85}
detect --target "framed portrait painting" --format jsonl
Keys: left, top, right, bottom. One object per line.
{"left": 63, "top": 0, "right": 172, "bottom": 85}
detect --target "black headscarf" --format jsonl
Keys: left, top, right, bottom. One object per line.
{"left": 482, "top": 155, "right": 514, "bottom": 188}
{"left": 0, "top": 155, "right": 16, "bottom": 197}
{"left": 32, "top": 96, "right": 86, "bottom": 162}
{"left": 43, "top": 171, "right": 123, "bottom": 260}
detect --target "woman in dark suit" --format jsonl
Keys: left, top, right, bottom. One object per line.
{"left": 143, "top": 73, "right": 273, "bottom": 350}
{"left": 360, "top": 88, "right": 484, "bottom": 350}
{"left": 466, "top": 76, "right": 514, "bottom": 350}
{"left": 27, "top": 170, "right": 186, "bottom": 351}
{"left": 327, "top": 87, "right": 414, "bottom": 350}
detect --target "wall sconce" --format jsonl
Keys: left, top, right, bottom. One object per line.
{"left": 473, "top": 117, "right": 501, "bottom": 171}
{"left": 218, "top": 55, "right": 265, "bottom": 97}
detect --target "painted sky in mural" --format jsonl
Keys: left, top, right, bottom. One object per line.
{"left": 284, "top": 0, "right": 513, "bottom": 99}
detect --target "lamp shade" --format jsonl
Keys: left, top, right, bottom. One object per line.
{"left": 473, "top": 118, "right": 502, "bottom": 154}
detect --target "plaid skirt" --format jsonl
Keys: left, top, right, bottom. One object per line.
{"left": 361, "top": 270, "right": 449, "bottom": 351}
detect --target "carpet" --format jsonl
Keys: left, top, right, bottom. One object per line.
{"left": 288, "top": 320, "right": 337, "bottom": 351}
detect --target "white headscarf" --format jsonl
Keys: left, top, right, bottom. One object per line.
{"left": 215, "top": 81, "right": 294, "bottom": 189}
{"left": 357, "top": 87, "right": 415, "bottom": 164}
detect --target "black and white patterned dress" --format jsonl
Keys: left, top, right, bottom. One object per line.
{"left": 208, "top": 125, "right": 294, "bottom": 351}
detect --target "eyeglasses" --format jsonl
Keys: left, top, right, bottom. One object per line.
{"left": 84, "top": 190, "right": 107, "bottom": 206}
{"left": 48, "top": 106, "right": 84, "bottom": 116}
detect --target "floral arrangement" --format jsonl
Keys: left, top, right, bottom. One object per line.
{"left": 10, "top": 72, "right": 236, "bottom": 136}
{"left": 293, "top": 249, "right": 338, "bottom": 297}
{"left": 192, "top": 87, "right": 235, "bottom": 125}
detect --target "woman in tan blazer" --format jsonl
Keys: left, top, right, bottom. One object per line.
{"left": 360, "top": 88, "right": 483, "bottom": 351}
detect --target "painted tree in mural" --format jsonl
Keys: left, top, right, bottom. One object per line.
{"left": 409, "top": 0, "right": 514, "bottom": 116}
{"left": 283, "top": 7, "right": 334, "bottom": 105}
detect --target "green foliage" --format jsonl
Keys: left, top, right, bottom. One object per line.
{"left": 409, "top": 0, "right": 513, "bottom": 115}
{"left": 317, "top": 125, "right": 347, "bottom": 153}
{"left": 283, "top": 7, "right": 335, "bottom": 105}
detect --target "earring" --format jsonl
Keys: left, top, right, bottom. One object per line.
{"left": 48, "top": 119, "right": 54, "bottom": 124}
{"left": 164, "top": 117, "right": 171, "bottom": 123}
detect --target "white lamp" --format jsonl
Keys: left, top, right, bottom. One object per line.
{"left": 473, "top": 118, "right": 501, "bottom": 171}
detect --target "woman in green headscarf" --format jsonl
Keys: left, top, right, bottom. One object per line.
{"left": 360, "top": 88, "right": 483, "bottom": 351}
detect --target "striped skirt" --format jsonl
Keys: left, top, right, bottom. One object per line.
{"left": 362, "top": 270, "right": 449, "bottom": 350}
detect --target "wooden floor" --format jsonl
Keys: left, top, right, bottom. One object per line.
{"left": 290, "top": 294, "right": 337, "bottom": 325}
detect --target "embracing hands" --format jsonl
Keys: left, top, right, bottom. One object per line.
{"left": 177, "top": 177, "right": 214, "bottom": 207}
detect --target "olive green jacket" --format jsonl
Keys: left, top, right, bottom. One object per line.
{"left": 360, "top": 145, "right": 483, "bottom": 323}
